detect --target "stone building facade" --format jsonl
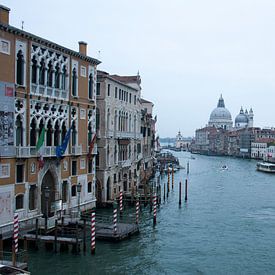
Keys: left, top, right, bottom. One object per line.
{"left": 0, "top": 5, "right": 99, "bottom": 231}
{"left": 96, "top": 71, "right": 142, "bottom": 204}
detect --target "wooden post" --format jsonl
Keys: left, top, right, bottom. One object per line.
{"left": 185, "top": 179, "right": 188, "bottom": 201}
{"left": 23, "top": 236, "right": 28, "bottom": 263}
{"left": 179, "top": 181, "right": 182, "bottom": 206}
{"left": 113, "top": 209, "right": 117, "bottom": 235}
{"left": 187, "top": 161, "right": 190, "bottom": 175}
{"left": 83, "top": 219, "right": 86, "bottom": 253}
{"left": 163, "top": 183, "right": 166, "bottom": 202}
{"left": 0, "top": 234, "right": 3, "bottom": 260}
{"left": 136, "top": 199, "right": 139, "bottom": 224}
{"left": 172, "top": 166, "right": 174, "bottom": 190}
{"left": 35, "top": 218, "right": 38, "bottom": 250}
{"left": 12, "top": 241, "right": 16, "bottom": 267}
{"left": 54, "top": 219, "right": 58, "bottom": 253}
{"left": 119, "top": 191, "right": 123, "bottom": 217}
{"left": 159, "top": 185, "right": 161, "bottom": 205}
{"left": 75, "top": 222, "right": 79, "bottom": 254}
{"left": 153, "top": 193, "right": 157, "bottom": 226}
{"left": 167, "top": 168, "right": 170, "bottom": 191}
{"left": 91, "top": 211, "right": 96, "bottom": 255}
{"left": 167, "top": 181, "right": 169, "bottom": 198}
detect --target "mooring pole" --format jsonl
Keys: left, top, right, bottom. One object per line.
{"left": 119, "top": 191, "right": 123, "bottom": 217}
{"left": 187, "top": 161, "right": 190, "bottom": 175}
{"left": 0, "top": 234, "right": 3, "bottom": 261}
{"left": 153, "top": 193, "right": 157, "bottom": 226}
{"left": 172, "top": 166, "right": 174, "bottom": 190}
{"left": 91, "top": 211, "right": 96, "bottom": 255}
{"left": 83, "top": 219, "right": 86, "bottom": 253}
{"left": 167, "top": 168, "right": 170, "bottom": 191}
{"left": 150, "top": 190, "right": 153, "bottom": 212}
{"left": 163, "top": 183, "right": 166, "bottom": 202}
{"left": 54, "top": 219, "right": 58, "bottom": 253}
{"left": 35, "top": 218, "right": 39, "bottom": 250}
{"left": 136, "top": 199, "right": 139, "bottom": 224}
{"left": 179, "top": 181, "right": 182, "bottom": 206}
{"left": 185, "top": 179, "right": 188, "bottom": 201}
{"left": 113, "top": 208, "right": 117, "bottom": 235}
{"left": 167, "top": 181, "right": 169, "bottom": 198}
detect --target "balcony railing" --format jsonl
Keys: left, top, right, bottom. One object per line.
{"left": 118, "top": 159, "right": 132, "bottom": 168}
{"left": 71, "top": 145, "right": 82, "bottom": 155}
{"left": 31, "top": 83, "right": 69, "bottom": 100}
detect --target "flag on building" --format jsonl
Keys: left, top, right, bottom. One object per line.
{"left": 88, "top": 133, "right": 96, "bottom": 159}
{"left": 56, "top": 126, "right": 72, "bottom": 158}
{"left": 36, "top": 127, "right": 45, "bottom": 169}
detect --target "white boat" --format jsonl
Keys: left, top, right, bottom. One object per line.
{"left": 256, "top": 162, "right": 275, "bottom": 173}
{"left": 221, "top": 165, "right": 228, "bottom": 170}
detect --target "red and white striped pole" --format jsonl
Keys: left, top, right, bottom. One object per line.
{"left": 91, "top": 211, "right": 96, "bottom": 254}
{"left": 119, "top": 191, "right": 123, "bottom": 216}
{"left": 136, "top": 200, "right": 139, "bottom": 224}
{"left": 113, "top": 208, "right": 117, "bottom": 235}
{"left": 153, "top": 193, "right": 157, "bottom": 225}
{"left": 13, "top": 213, "right": 19, "bottom": 253}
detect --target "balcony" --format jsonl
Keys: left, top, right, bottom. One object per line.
{"left": 107, "top": 130, "right": 114, "bottom": 138}
{"left": 31, "top": 83, "right": 69, "bottom": 100}
{"left": 71, "top": 145, "right": 82, "bottom": 155}
{"left": 118, "top": 159, "right": 132, "bottom": 168}
{"left": 116, "top": 132, "right": 135, "bottom": 139}
{"left": 16, "top": 146, "right": 56, "bottom": 158}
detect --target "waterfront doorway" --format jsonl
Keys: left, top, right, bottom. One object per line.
{"left": 41, "top": 170, "right": 55, "bottom": 218}
{"left": 123, "top": 173, "right": 127, "bottom": 192}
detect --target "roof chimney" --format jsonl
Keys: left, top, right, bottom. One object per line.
{"left": 78, "top": 41, "right": 87, "bottom": 56}
{"left": 0, "top": 5, "right": 10, "bottom": 25}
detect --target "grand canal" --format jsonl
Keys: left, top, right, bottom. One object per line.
{"left": 28, "top": 152, "right": 275, "bottom": 274}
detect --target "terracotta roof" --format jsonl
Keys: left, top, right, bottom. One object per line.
{"left": 110, "top": 75, "right": 141, "bottom": 85}
{"left": 254, "top": 138, "right": 275, "bottom": 143}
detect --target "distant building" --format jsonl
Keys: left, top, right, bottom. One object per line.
{"left": 175, "top": 131, "right": 191, "bottom": 150}
{"left": 235, "top": 107, "right": 253, "bottom": 129}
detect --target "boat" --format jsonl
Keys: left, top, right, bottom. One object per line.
{"left": 221, "top": 165, "right": 228, "bottom": 170}
{"left": 0, "top": 264, "right": 30, "bottom": 274}
{"left": 256, "top": 162, "right": 275, "bottom": 173}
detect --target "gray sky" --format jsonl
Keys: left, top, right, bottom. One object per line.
{"left": 4, "top": 0, "right": 275, "bottom": 137}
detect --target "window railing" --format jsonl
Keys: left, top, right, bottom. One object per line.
{"left": 31, "top": 83, "right": 69, "bottom": 100}
{"left": 71, "top": 145, "right": 82, "bottom": 155}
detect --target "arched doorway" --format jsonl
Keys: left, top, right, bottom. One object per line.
{"left": 106, "top": 177, "right": 111, "bottom": 201}
{"left": 41, "top": 170, "right": 55, "bottom": 218}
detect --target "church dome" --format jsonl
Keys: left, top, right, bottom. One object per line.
{"left": 235, "top": 107, "right": 249, "bottom": 128}
{"left": 208, "top": 95, "right": 233, "bottom": 130}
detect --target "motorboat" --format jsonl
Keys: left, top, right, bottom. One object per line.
{"left": 256, "top": 162, "right": 275, "bottom": 173}
{"left": 221, "top": 165, "right": 228, "bottom": 170}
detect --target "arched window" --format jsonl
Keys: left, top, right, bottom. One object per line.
{"left": 114, "top": 145, "right": 117, "bottom": 164}
{"left": 47, "top": 61, "right": 53, "bottom": 87}
{"left": 96, "top": 108, "right": 100, "bottom": 131}
{"left": 114, "top": 110, "right": 117, "bottom": 132}
{"left": 16, "top": 50, "right": 24, "bottom": 85}
{"left": 46, "top": 120, "right": 53, "bottom": 146}
{"left": 88, "top": 73, "right": 93, "bottom": 99}
{"left": 55, "top": 64, "right": 60, "bottom": 89}
{"left": 61, "top": 65, "right": 67, "bottom": 90}
{"left": 30, "top": 118, "right": 37, "bottom": 146}
{"left": 88, "top": 122, "right": 92, "bottom": 143}
{"left": 29, "top": 185, "right": 37, "bottom": 210}
{"left": 54, "top": 121, "right": 60, "bottom": 146}
{"left": 72, "top": 68, "right": 77, "bottom": 96}
{"left": 72, "top": 121, "right": 77, "bottom": 146}
{"left": 107, "top": 145, "right": 110, "bottom": 166}
{"left": 71, "top": 185, "right": 77, "bottom": 197}
{"left": 15, "top": 116, "right": 23, "bottom": 146}
{"left": 15, "top": 194, "right": 24, "bottom": 210}
{"left": 61, "top": 122, "right": 66, "bottom": 142}
{"left": 39, "top": 58, "right": 46, "bottom": 85}
{"left": 31, "top": 56, "right": 38, "bottom": 84}
{"left": 107, "top": 109, "right": 110, "bottom": 130}
{"left": 88, "top": 182, "right": 92, "bottom": 193}
{"left": 62, "top": 181, "right": 68, "bottom": 202}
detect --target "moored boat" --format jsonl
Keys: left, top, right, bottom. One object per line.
{"left": 256, "top": 162, "right": 275, "bottom": 173}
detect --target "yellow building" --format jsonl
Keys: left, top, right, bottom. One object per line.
{"left": 0, "top": 5, "right": 100, "bottom": 234}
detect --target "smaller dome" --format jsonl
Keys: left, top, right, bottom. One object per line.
{"left": 235, "top": 107, "right": 248, "bottom": 124}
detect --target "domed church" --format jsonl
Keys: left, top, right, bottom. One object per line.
{"left": 208, "top": 94, "right": 233, "bottom": 130}
{"left": 208, "top": 95, "right": 254, "bottom": 130}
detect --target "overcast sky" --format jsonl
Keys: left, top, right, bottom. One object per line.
{"left": 4, "top": 0, "right": 275, "bottom": 137}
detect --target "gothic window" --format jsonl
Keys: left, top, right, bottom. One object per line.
{"left": 46, "top": 120, "right": 53, "bottom": 146}
{"left": 31, "top": 56, "right": 38, "bottom": 84}
{"left": 96, "top": 82, "right": 100, "bottom": 96}
{"left": 88, "top": 160, "right": 93, "bottom": 173}
{"left": 15, "top": 115, "right": 23, "bottom": 146}
{"left": 16, "top": 50, "right": 24, "bottom": 85}
{"left": 114, "top": 145, "right": 117, "bottom": 164}
{"left": 114, "top": 110, "right": 117, "bottom": 131}
{"left": 96, "top": 108, "right": 100, "bottom": 131}
{"left": 29, "top": 185, "right": 37, "bottom": 210}
{"left": 47, "top": 61, "right": 53, "bottom": 87}
{"left": 39, "top": 58, "right": 46, "bottom": 85}
{"left": 88, "top": 122, "right": 92, "bottom": 143}
{"left": 107, "top": 145, "right": 110, "bottom": 166}
{"left": 55, "top": 64, "right": 60, "bottom": 89}
{"left": 88, "top": 73, "right": 93, "bottom": 99}
{"left": 54, "top": 121, "right": 60, "bottom": 146}
{"left": 96, "top": 153, "right": 99, "bottom": 167}
{"left": 61, "top": 122, "right": 66, "bottom": 142}
{"left": 72, "top": 121, "right": 77, "bottom": 146}
{"left": 61, "top": 65, "right": 67, "bottom": 90}
{"left": 15, "top": 194, "right": 24, "bottom": 210}
{"left": 72, "top": 68, "right": 77, "bottom": 96}
{"left": 107, "top": 109, "right": 110, "bottom": 130}
{"left": 30, "top": 118, "right": 37, "bottom": 146}
{"left": 62, "top": 181, "right": 68, "bottom": 203}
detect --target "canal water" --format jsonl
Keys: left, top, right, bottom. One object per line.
{"left": 28, "top": 152, "right": 275, "bottom": 274}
